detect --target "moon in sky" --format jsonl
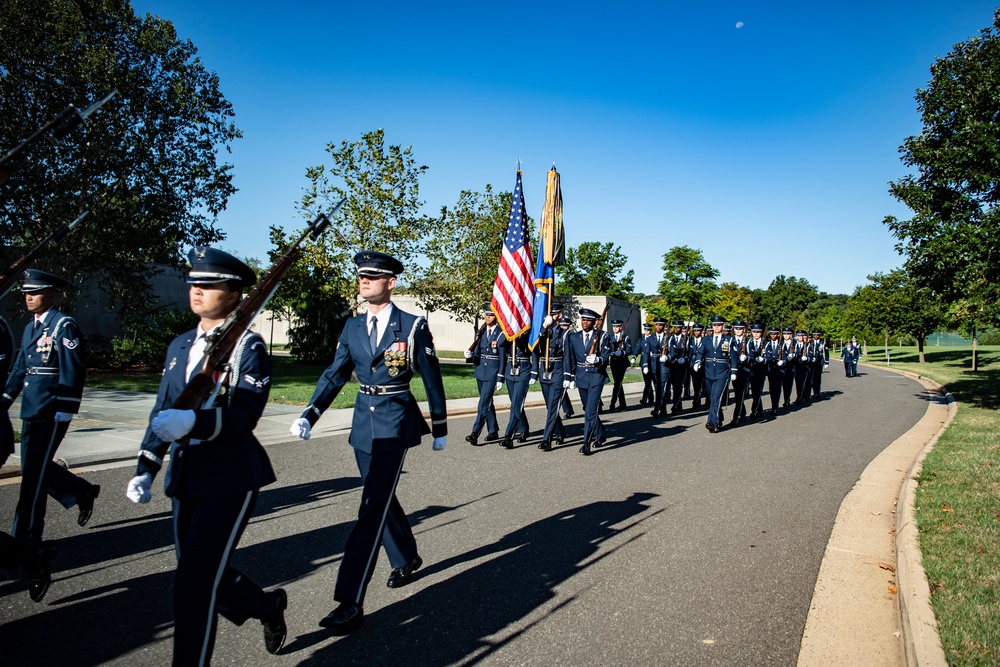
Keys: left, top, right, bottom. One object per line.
{"left": 736, "top": 21, "right": 744, "bottom": 28}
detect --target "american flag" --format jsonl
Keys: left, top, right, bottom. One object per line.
{"left": 491, "top": 170, "right": 534, "bottom": 338}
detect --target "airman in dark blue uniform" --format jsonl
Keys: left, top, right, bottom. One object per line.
{"left": 745, "top": 323, "right": 769, "bottom": 420}
{"left": 687, "top": 323, "right": 706, "bottom": 408}
{"left": 809, "top": 330, "right": 829, "bottom": 399}
{"left": 794, "top": 330, "right": 813, "bottom": 406}
{"left": 694, "top": 316, "right": 730, "bottom": 432}
{"left": 763, "top": 326, "right": 785, "bottom": 416}
{"left": 666, "top": 320, "right": 688, "bottom": 415}
{"left": 292, "top": 251, "right": 447, "bottom": 635}
{"left": 728, "top": 321, "right": 751, "bottom": 426}
{"left": 125, "top": 248, "right": 288, "bottom": 663}
{"left": 842, "top": 336, "right": 862, "bottom": 377}
{"left": 607, "top": 319, "right": 632, "bottom": 411}
{"left": 500, "top": 333, "right": 536, "bottom": 448}
{"left": 642, "top": 317, "right": 670, "bottom": 418}
{"left": 567, "top": 308, "right": 611, "bottom": 455}
{"left": 780, "top": 327, "right": 797, "bottom": 408}
{"left": 637, "top": 322, "right": 654, "bottom": 406}
{"left": 463, "top": 305, "right": 504, "bottom": 446}
{"left": 558, "top": 316, "right": 577, "bottom": 418}
{"left": 533, "top": 304, "right": 572, "bottom": 451}
{"left": 2, "top": 270, "right": 99, "bottom": 553}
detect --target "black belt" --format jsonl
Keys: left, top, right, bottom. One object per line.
{"left": 26, "top": 367, "right": 59, "bottom": 376}
{"left": 358, "top": 384, "right": 409, "bottom": 396}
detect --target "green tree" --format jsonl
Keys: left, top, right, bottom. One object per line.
{"left": 655, "top": 246, "right": 720, "bottom": 322}
{"left": 709, "top": 282, "right": 754, "bottom": 323}
{"left": 0, "top": 0, "right": 240, "bottom": 326}
{"left": 556, "top": 242, "right": 634, "bottom": 298}
{"left": 269, "top": 129, "right": 431, "bottom": 361}
{"left": 756, "top": 276, "right": 820, "bottom": 328}
{"left": 411, "top": 185, "right": 516, "bottom": 332}
{"left": 884, "top": 10, "right": 1000, "bottom": 329}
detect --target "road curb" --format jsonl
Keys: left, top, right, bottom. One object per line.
{"left": 797, "top": 364, "right": 951, "bottom": 666}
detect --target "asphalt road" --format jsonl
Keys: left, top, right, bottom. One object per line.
{"left": 0, "top": 366, "right": 929, "bottom": 666}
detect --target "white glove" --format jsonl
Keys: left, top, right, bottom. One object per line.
{"left": 801, "top": 355, "right": 809, "bottom": 362}
{"left": 586, "top": 354, "right": 598, "bottom": 364}
{"left": 463, "top": 349, "right": 473, "bottom": 359}
{"left": 570, "top": 381, "right": 576, "bottom": 391}
{"left": 495, "top": 381, "right": 503, "bottom": 391}
{"left": 543, "top": 315, "right": 553, "bottom": 327}
{"left": 629, "top": 355, "right": 636, "bottom": 363}
{"left": 432, "top": 436, "right": 446, "bottom": 451}
{"left": 678, "top": 357, "right": 686, "bottom": 365}
{"left": 54, "top": 412, "right": 74, "bottom": 423}
{"left": 730, "top": 373, "right": 737, "bottom": 381}
{"left": 151, "top": 409, "right": 196, "bottom": 442}
{"left": 126, "top": 473, "right": 153, "bottom": 504}
{"left": 777, "top": 360, "right": 785, "bottom": 367}
{"left": 755, "top": 356, "right": 764, "bottom": 363}
{"left": 614, "top": 350, "right": 622, "bottom": 357}
{"left": 291, "top": 417, "right": 311, "bottom": 440}
{"left": 824, "top": 363, "right": 829, "bottom": 370}
{"left": 562, "top": 380, "right": 571, "bottom": 388}
{"left": 642, "top": 367, "right": 649, "bottom": 375}
{"left": 693, "top": 361, "right": 701, "bottom": 371}
{"left": 739, "top": 354, "right": 748, "bottom": 363}
{"left": 529, "top": 377, "right": 536, "bottom": 386}
{"left": 659, "top": 355, "right": 667, "bottom": 363}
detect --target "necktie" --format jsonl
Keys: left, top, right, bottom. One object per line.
{"left": 714, "top": 335, "right": 719, "bottom": 347}
{"left": 584, "top": 332, "right": 591, "bottom": 350}
{"left": 369, "top": 316, "right": 378, "bottom": 354}
{"left": 33, "top": 319, "right": 41, "bottom": 332}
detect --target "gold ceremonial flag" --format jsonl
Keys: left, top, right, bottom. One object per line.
{"left": 540, "top": 166, "right": 565, "bottom": 266}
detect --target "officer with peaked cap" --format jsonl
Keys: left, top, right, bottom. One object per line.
{"left": 693, "top": 315, "right": 730, "bottom": 432}
{"left": 558, "top": 316, "right": 576, "bottom": 418}
{"left": 499, "top": 330, "right": 536, "bottom": 448}
{"left": 636, "top": 322, "right": 654, "bottom": 406}
{"left": 607, "top": 319, "right": 632, "bottom": 411}
{"left": 291, "top": 250, "right": 447, "bottom": 634}
{"left": 533, "top": 303, "right": 571, "bottom": 451}
{"left": 687, "top": 323, "right": 706, "bottom": 408}
{"left": 125, "top": 247, "right": 289, "bottom": 661}
{"left": 642, "top": 317, "right": 670, "bottom": 418}
{"left": 842, "top": 336, "right": 862, "bottom": 377}
{"left": 666, "top": 319, "right": 688, "bottom": 415}
{"left": 809, "top": 330, "right": 829, "bottom": 399}
{"left": 727, "top": 320, "right": 751, "bottom": 425}
{"left": 567, "top": 308, "right": 611, "bottom": 455}
{"left": 464, "top": 304, "right": 504, "bottom": 446}
{"left": 2, "top": 269, "right": 99, "bottom": 600}
{"left": 780, "top": 327, "right": 797, "bottom": 409}
{"left": 794, "top": 330, "right": 812, "bottom": 406}
{"left": 745, "top": 322, "right": 768, "bottom": 420}
{"left": 763, "top": 325, "right": 784, "bottom": 416}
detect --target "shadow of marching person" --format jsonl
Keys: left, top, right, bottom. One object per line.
{"left": 290, "top": 491, "right": 661, "bottom": 665}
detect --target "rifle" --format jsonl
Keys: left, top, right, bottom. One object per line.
{"left": 466, "top": 324, "right": 487, "bottom": 364}
{"left": 0, "top": 210, "right": 89, "bottom": 300}
{"left": 587, "top": 304, "right": 610, "bottom": 356}
{"left": 0, "top": 92, "right": 116, "bottom": 186}
{"left": 615, "top": 305, "right": 636, "bottom": 352}
{"left": 169, "top": 199, "right": 343, "bottom": 414}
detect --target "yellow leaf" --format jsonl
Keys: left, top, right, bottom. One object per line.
{"left": 879, "top": 562, "right": 896, "bottom": 572}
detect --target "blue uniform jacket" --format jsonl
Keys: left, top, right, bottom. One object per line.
{"left": 696, "top": 334, "right": 732, "bottom": 380}
{"left": 687, "top": 336, "right": 705, "bottom": 369}
{"left": 135, "top": 329, "right": 276, "bottom": 499}
{"left": 567, "top": 328, "right": 611, "bottom": 389}
{"left": 641, "top": 332, "right": 670, "bottom": 375}
{"left": 2, "top": 309, "right": 85, "bottom": 419}
{"left": 470, "top": 326, "right": 506, "bottom": 383}
{"left": 301, "top": 306, "right": 447, "bottom": 453}
{"left": 729, "top": 336, "right": 751, "bottom": 374}
{"left": 666, "top": 333, "right": 687, "bottom": 362}
{"left": 745, "top": 337, "right": 768, "bottom": 369}
{"left": 503, "top": 335, "right": 537, "bottom": 383}
{"left": 532, "top": 325, "right": 571, "bottom": 384}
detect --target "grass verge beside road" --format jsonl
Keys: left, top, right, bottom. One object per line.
{"left": 861, "top": 345, "right": 1000, "bottom": 666}
{"left": 87, "top": 355, "right": 645, "bottom": 407}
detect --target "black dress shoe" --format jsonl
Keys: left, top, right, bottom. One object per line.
{"left": 500, "top": 437, "right": 513, "bottom": 449}
{"left": 671, "top": 406, "right": 680, "bottom": 415}
{"left": 650, "top": 409, "right": 659, "bottom": 418}
{"left": 387, "top": 555, "right": 422, "bottom": 588}
{"left": 579, "top": 443, "right": 592, "bottom": 456}
{"left": 693, "top": 400, "right": 702, "bottom": 408}
{"left": 516, "top": 432, "right": 528, "bottom": 443}
{"left": 319, "top": 602, "right": 364, "bottom": 634}
{"left": 563, "top": 411, "right": 575, "bottom": 419}
{"left": 539, "top": 441, "right": 551, "bottom": 451}
{"left": 554, "top": 435, "right": 564, "bottom": 445}
{"left": 77, "top": 484, "right": 101, "bottom": 527}
{"left": 24, "top": 546, "right": 56, "bottom": 603}
{"left": 261, "top": 589, "right": 287, "bottom": 654}
{"left": 465, "top": 434, "right": 478, "bottom": 446}
{"left": 484, "top": 432, "right": 500, "bottom": 442}
{"left": 596, "top": 436, "right": 607, "bottom": 447}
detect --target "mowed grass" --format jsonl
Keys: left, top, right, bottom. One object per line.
{"left": 87, "top": 355, "right": 646, "bottom": 407}
{"left": 861, "top": 345, "right": 1000, "bottom": 666}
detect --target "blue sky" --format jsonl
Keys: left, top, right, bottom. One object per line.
{"left": 132, "top": 1, "right": 998, "bottom": 296}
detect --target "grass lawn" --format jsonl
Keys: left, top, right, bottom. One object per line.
{"left": 87, "top": 356, "right": 645, "bottom": 408}
{"left": 861, "top": 345, "right": 1000, "bottom": 666}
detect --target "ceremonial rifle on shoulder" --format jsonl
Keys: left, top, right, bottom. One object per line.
{"left": 616, "top": 305, "right": 636, "bottom": 352}
{"left": 169, "top": 199, "right": 344, "bottom": 414}
{"left": 0, "top": 210, "right": 89, "bottom": 300}
{"left": 0, "top": 92, "right": 116, "bottom": 186}
{"left": 466, "top": 323, "right": 487, "bottom": 364}
{"left": 587, "top": 303, "right": 610, "bottom": 356}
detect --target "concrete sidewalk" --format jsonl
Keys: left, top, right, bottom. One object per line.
{"left": 0, "top": 381, "right": 648, "bottom": 473}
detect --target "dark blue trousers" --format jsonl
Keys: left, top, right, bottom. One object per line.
{"left": 652, "top": 368, "right": 669, "bottom": 413}
{"left": 503, "top": 379, "right": 530, "bottom": 438}
{"left": 472, "top": 378, "right": 499, "bottom": 436}
{"left": 810, "top": 362, "right": 824, "bottom": 397}
{"left": 172, "top": 489, "right": 272, "bottom": 667}
{"left": 669, "top": 362, "right": 687, "bottom": 411}
{"left": 705, "top": 375, "right": 727, "bottom": 428}
{"left": 335, "top": 447, "right": 416, "bottom": 605}
{"left": 749, "top": 367, "right": 767, "bottom": 416}
{"left": 578, "top": 385, "right": 606, "bottom": 444}
{"left": 795, "top": 364, "right": 811, "bottom": 403}
{"left": 730, "top": 369, "right": 750, "bottom": 422}
{"left": 540, "top": 381, "right": 566, "bottom": 443}
{"left": 766, "top": 367, "right": 784, "bottom": 411}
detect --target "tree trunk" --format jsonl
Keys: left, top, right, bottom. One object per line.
{"left": 973, "top": 326, "right": 979, "bottom": 372}
{"left": 917, "top": 335, "right": 925, "bottom": 363}
{"left": 884, "top": 333, "right": 890, "bottom": 365}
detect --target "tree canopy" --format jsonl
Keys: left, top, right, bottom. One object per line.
{"left": 0, "top": 0, "right": 240, "bottom": 324}
{"left": 654, "top": 246, "right": 719, "bottom": 322}
{"left": 556, "top": 241, "right": 634, "bottom": 299}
